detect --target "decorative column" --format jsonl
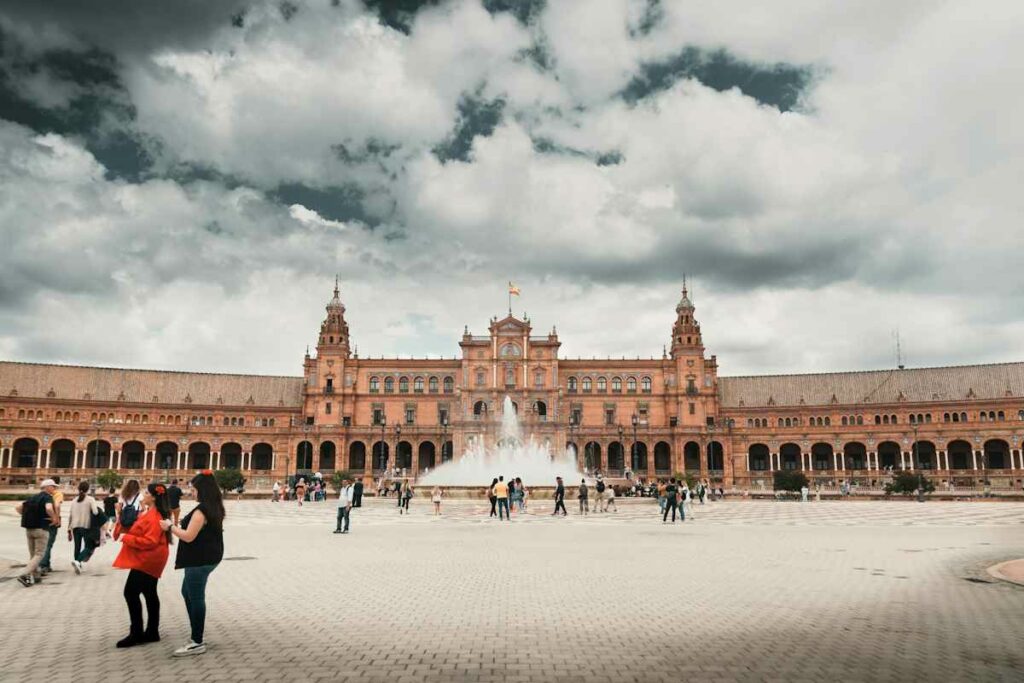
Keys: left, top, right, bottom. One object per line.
{"left": 114, "top": 451, "right": 121, "bottom": 469}
{"left": 800, "top": 453, "right": 807, "bottom": 471}
{"left": 44, "top": 449, "right": 51, "bottom": 469}
{"left": 213, "top": 452, "right": 220, "bottom": 469}
{"left": 972, "top": 450, "right": 979, "bottom": 470}
{"left": 245, "top": 452, "right": 251, "bottom": 470}
{"left": 832, "top": 452, "right": 838, "bottom": 471}
{"left": 938, "top": 450, "right": 947, "bottom": 471}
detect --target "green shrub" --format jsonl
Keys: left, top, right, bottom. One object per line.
{"left": 214, "top": 468, "right": 245, "bottom": 493}
{"left": 672, "top": 472, "right": 698, "bottom": 489}
{"left": 330, "top": 470, "right": 354, "bottom": 491}
{"left": 773, "top": 470, "right": 809, "bottom": 492}
{"left": 884, "top": 472, "right": 935, "bottom": 496}
{"left": 96, "top": 469, "right": 123, "bottom": 491}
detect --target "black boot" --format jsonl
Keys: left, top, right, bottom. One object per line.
{"left": 116, "top": 632, "right": 143, "bottom": 648}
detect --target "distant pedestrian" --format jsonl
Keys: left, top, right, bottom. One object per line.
{"left": 698, "top": 481, "right": 706, "bottom": 505}
{"left": 103, "top": 488, "right": 118, "bottom": 539}
{"left": 400, "top": 480, "right": 413, "bottom": 514}
{"left": 510, "top": 478, "right": 524, "bottom": 513}
{"left": 38, "top": 478, "right": 64, "bottom": 576}
{"left": 605, "top": 484, "right": 618, "bottom": 512}
{"left": 800, "top": 484, "right": 809, "bottom": 502}
{"left": 662, "top": 478, "right": 679, "bottom": 523}
{"left": 353, "top": 478, "right": 364, "bottom": 507}
{"left": 494, "top": 476, "right": 510, "bottom": 520}
{"left": 68, "top": 480, "right": 104, "bottom": 573}
{"left": 295, "top": 478, "right": 307, "bottom": 506}
{"left": 553, "top": 477, "right": 567, "bottom": 516}
{"left": 334, "top": 478, "right": 353, "bottom": 533}
{"left": 518, "top": 479, "right": 529, "bottom": 512}
{"left": 272, "top": 481, "right": 280, "bottom": 502}
{"left": 15, "top": 479, "right": 59, "bottom": 586}
{"left": 578, "top": 479, "right": 589, "bottom": 515}
{"left": 113, "top": 483, "right": 172, "bottom": 648}
{"left": 118, "top": 479, "right": 142, "bottom": 530}
{"left": 393, "top": 480, "right": 402, "bottom": 508}
{"left": 162, "top": 472, "right": 225, "bottom": 656}
{"left": 168, "top": 480, "right": 183, "bottom": 524}
{"left": 682, "top": 483, "right": 693, "bottom": 518}
{"left": 657, "top": 480, "right": 667, "bottom": 511}
{"left": 432, "top": 486, "right": 443, "bottom": 516}
{"left": 595, "top": 476, "right": 606, "bottom": 513}
{"left": 488, "top": 478, "right": 498, "bottom": 517}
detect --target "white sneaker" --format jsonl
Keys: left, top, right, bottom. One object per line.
{"left": 72, "top": 560, "right": 81, "bottom": 574}
{"left": 173, "top": 641, "right": 207, "bottom": 656}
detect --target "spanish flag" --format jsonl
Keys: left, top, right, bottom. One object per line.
{"left": 508, "top": 282, "right": 520, "bottom": 296}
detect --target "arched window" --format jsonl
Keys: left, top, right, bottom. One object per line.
{"left": 428, "top": 376, "right": 438, "bottom": 393}
{"left": 369, "top": 376, "right": 379, "bottom": 392}
{"left": 499, "top": 343, "right": 521, "bottom": 358}
{"left": 882, "top": 415, "right": 889, "bottom": 425}
{"left": 641, "top": 377, "right": 652, "bottom": 392}
{"left": 980, "top": 413, "right": 988, "bottom": 422}
{"left": 597, "top": 377, "right": 607, "bottom": 392}
{"left": 568, "top": 377, "right": 578, "bottom": 391}
{"left": 960, "top": 412, "right": 967, "bottom": 422}
{"left": 910, "top": 414, "right": 917, "bottom": 424}
{"left": 943, "top": 412, "right": 950, "bottom": 422}
{"left": 399, "top": 377, "right": 409, "bottom": 393}
{"left": 778, "top": 418, "right": 784, "bottom": 427}
{"left": 627, "top": 377, "right": 637, "bottom": 392}
{"left": 473, "top": 401, "right": 487, "bottom": 417}
{"left": 997, "top": 411, "right": 1004, "bottom": 420}
{"left": 443, "top": 376, "right": 454, "bottom": 393}
{"left": 582, "top": 377, "right": 592, "bottom": 392}
{"left": 952, "top": 413, "right": 960, "bottom": 423}
{"left": 925, "top": 413, "right": 932, "bottom": 423}
{"left": 891, "top": 414, "right": 898, "bottom": 424}
{"left": 384, "top": 377, "right": 394, "bottom": 393}
{"left": 824, "top": 416, "right": 831, "bottom": 426}
{"left": 874, "top": 415, "right": 881, "bottom": 425}
{"left": 841, "top": 416, "right": 848, "bottom": 426}
{"left": 612, "top": 377, "right": 622, "bottom": 392}
{"left": 747, "top": 419, "right": 753, "bottom": 427}
{"left": 534, "top": 370, "right": 544, "bottom": 388}
{"left": 413, "top": 377, "right": 424, "bottom": 393}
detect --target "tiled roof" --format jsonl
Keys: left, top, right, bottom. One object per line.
{"left": 0, "top": 362, "right": 303, "bottom": 408}
{"left": 719, "top": 362, "right": 1024, "bottom": 408}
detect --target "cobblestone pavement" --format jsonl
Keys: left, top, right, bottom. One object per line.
{"left": 2, "top": 498, "right": 1023, "bottom": 682}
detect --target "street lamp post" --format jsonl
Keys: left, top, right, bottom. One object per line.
{"left": 441, "top": 416, "right": 449, "bottom": 464}
{"left": 617, "top": 425, "right": 625, "bottom": 478}
{"left": 631, "top": 413, "right": 639, "bottom": 476}
{"left": 379, "top": 415, "right": 387, "bottom": 473}
{"left": 395, "top": 424, "right": 402, "bottom": 475}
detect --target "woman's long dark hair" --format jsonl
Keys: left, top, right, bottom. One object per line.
{"left": 121, "top": 479, "right": 140, "bottom": 501}
{"left": 191, "top": 472, "right": 225, "bottom": 531}
{"left": 76, "top": 480, "right": 89, "bottom": 503}
{"left": 147, "top": 483, "right": 173, "bottom": 544}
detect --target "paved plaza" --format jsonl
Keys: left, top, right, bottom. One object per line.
{"left": 2, "top": 498, "right": 1023, "bottom": 682}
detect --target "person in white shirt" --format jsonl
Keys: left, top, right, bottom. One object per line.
{"left": 272, "top": 481, "right": 281, "bottom": 502}
{"left": 333, "top": 480, "right": 353, "bottom": 534}
{"left": 604, "top": 483, "right": 618, "bottom": 512}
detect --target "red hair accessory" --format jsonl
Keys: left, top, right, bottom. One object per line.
{"left": 202, "top": 469, "right": 213, "bottom": 476}
{"left": 154, "top": 484, "right": 166, "bottom": 495}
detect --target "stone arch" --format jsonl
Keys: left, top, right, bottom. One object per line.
{"left": 843, "top": 442, "right": 867, "bottom": 470}
{"left": 631, "top": 441, "right": 648, "bottom": 472}
{"left": 51, "top": 438, "right": 76, "bottom": 469}
{"left": 221, "top": 442, "right": 242, "bottom": 470}
{"left": 948, "top": 439, "right": 973, "bottom": 470}
{"left": 372, "top": 441, "right": 389, "bottom": 470}
{"left": 684, "top": 441, "right": 701, "bottom": 471}
{"left": 14, "top": 437, "right": 39, "bottom": 468}
{"left": 810, "top": 442, "right": 833, "bottom": 470}
{"left": 912, "top": 440, "right": 936, "bottom": 469}
{"left": 654, "top": 441, "right": 672, "bottom": 473}
{"left": 781, "top": 443, "right": 802, "bottom": 470}
{"left": 706, "top": 441, "right": 724, "bottom": 471}
{"left": 878, "top": 441, "right": 901, "bottom": 470}
{"left": 441, "top": 440, "right": 454, "bottom": 463}
{"left": 155, "top": 441, "right": 178, "bottom": 470}
{"left": 296, "top": 440, "right": 314, "bottom": 471}
{"left": 86, "top": 439, "right": 111, "bottom": 469}
{"left": 122, "top": 440, "right": 145, "bottom": 470}
{"left": 473, "top": 400, "right": 487, "bottom": 417}
{"left": 608, "top": 441, "right": 625, "bottom": 472}
{"left": 396, "top": 441, "right": 413, "bottom": 469}
{"left": 251, "top": 443, "right": 273, "bottom": 471}
{"left": 319, "top": 440, "right": 336, "bottom": 471}
{"left": 188, "top": 441, "right": 211, "bottom": 470}
{"left": 418, "top": 441, "right": 436, "bottom": 470}
{"left": 748, "top": 443, "right": 770, "bottom": 471}
{"left": 983, "top": 439, "right": 1009, "bottom": 469}
{"left": 584, "top": 441, "right": 602, "bottom": 472}
{"left": 348, "top": 441, "right": 367, "bottom": 471}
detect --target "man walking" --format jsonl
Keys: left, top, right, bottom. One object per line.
{"left": 353, "top": 478, "right": 364, "bottom": 508}
{"left": 16, "top": 479, "right": 59, "bottom": 586}
{"left": 168, "top": 479, "right": 183, "bottom": 524}
{"left": 38, "top": 480, "right": 64, "bottom": 576}
{"left": 494, "top": 476, "right": 510, "bottom": 521}
{"left": 662, "top": 478, "right": 679, "bottom": 523}
{"left": 594, "top": 476, "right": 605, "bottom": 513}
{"left": 334, "top": 479, "right": 353, "bottom": 533}
{"left": 578, "top": 479, "right": 589, "bottom": 515}
{"left": 552, "top": 476, "right": 567, "bottom": 516}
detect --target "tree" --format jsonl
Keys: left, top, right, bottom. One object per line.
{"left": 673, "top": 472, "right": 698, "bottom": 489}
{"left": 330, "top": 470, "right": 353, "bottom": 492}
{"left": 214, "top": 468, "right": 245, "bottom": 493}
{"left": 773, "top": 470, "right": 809, "bottom": 492}
{"left": 885, "top": 471, "right": 935, "bottom": 497}
{"left": 96, "top": 469, "right": 123, "bottom": 491}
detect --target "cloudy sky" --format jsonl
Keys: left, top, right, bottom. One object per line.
{"left": 0, "top": 0, "right": 1021, "bottom": 377}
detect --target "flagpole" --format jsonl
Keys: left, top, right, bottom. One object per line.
{"left": 508, "top": 287, "right": 511, "bottom": 316}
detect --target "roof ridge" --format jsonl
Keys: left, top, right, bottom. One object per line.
{"left": 0, "top": 360, "right": 302, "bottom": 381}
{"left": 720, "top": 360, "right": 1024, "bottom": 381}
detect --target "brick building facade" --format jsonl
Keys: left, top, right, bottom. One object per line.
{"left": 2, "top": 283, "right": 1023, "bottom": 489}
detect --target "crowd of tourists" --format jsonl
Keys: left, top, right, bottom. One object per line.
{"left": 16, "top": 473, "right": 224, "bottom": 656}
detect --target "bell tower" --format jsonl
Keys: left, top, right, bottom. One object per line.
{"left": 302, "top": 277, "right": 351, "bottom": 426}
{"left": 317, "top": 276, "right": 351, "bottom": 359}
{"left": 670, "top": 281, "right": 703, "bottom": 359}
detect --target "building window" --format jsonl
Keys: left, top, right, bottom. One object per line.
{"left": 325, "top": 403, "right": 332, "bottom": 415}
{"left": 399, "top": 377, "right": 409, "bottom": 393}
{"left": 597, "top": 377, "right": 607, "bottom": 392}
{"left": 627, "top": 377, "right": 637, "bottom": 392}
{"left": 325, "top": 377, "right": 334, "bottom": 393}
{"left": 689, "top": 403, "right": 695, "bottom": 415}
{"left": 670, "top": 416, "right": 678, "bottom": 427}
{"left": 582, "top": 377, "right": 592, "bottom": 392}
{"left": 372, "top": 408, "right": 384, "bottom": 426}
{"left": 342, "top": 416, "right": 351, "bottom": 426}
{"left": 641, "top": 377, "right": 652, "bottom": 393}
{"left": 571, "top": 406, "right": 583, "bottom": 426}
{"left": 612, "top": 377, "right": 622, "bottom": 392}
{"left": 568, "top": 377, "right": 578, "bottom": 392}
{"left": 428, "top": 376, "right": 439, "bottom": 393}
{"left": 443, "top": 376, "right": 454, "bottom": 393}
{"left": 475, "top": 370, "right": 486, "bottom": 387}
{"left": 405, "top": 408, "right": 415, "bottom": 425}
{"left": 414, "top": 377, "right": 424, "bottom": 393}
{"left": 604, "top": 407, "right": 615, "bottom": 426}
{"left": 438, "top": 407, "right": 449, "bottom": 425}
{"left": 384, "top": 377, "right": 394, "bottom": 393}
{"left": 505, "top": 368, "right": 515, "bottom": 387}
{"left": 305, "top": 416, "right": 314, "bottom": 425}
{"left": 534, "top": 370, "right": 544, "bottom": 389}
{"left": 369, "top": 376, "right": 380, "bottom": 393}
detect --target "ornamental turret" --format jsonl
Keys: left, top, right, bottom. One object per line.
{"left": 670, "top": 280, "right": 704, "bottom": 359}
{"left": 317, "top": 276, "right": 351, "bottom": 358}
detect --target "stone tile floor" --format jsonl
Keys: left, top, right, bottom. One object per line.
{"left": 2, "top": 498, "right": 1022, "bottom": 682}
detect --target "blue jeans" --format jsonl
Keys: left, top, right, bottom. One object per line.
{"left": 72, "top": 527, "right": 96, "bottom": 562}
{"left": 182, "top": 564, "right": 217, "bottom": 644}
{"left": 497, "top": 498, "right": 510, "bottom": 520}
{"left": 40, "top": 526, "right": 58, "bottom": 569}
{"left": 677, "top": 500, "right": 686, "bottom": 521}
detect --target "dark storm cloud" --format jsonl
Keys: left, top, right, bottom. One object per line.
{"left": 482, "top": 0, "right": 546, "bottom": 26}
{"left": 432, "top": 92, "right": 506, "bottom": 162}
{"left": 272, "top": 182, "right": 382, "bottom": 226}
{"left": 362, "top": 0, "right": 443, "bottom": 34}
{"left": 0, "top": 27, "right": 153, "bottom": 180}
{"left": 621, "top": 47, "right": 814, "bottom": 112}
{"left": 530, "top": 136, "right": 623, "bottom": 167}
{"left": 630, "top": 0, "right": 663, "bottom": 37}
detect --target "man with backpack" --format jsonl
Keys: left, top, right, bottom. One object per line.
{"left": 595, "top": 476, "right": 606, "bottom": 513}
{"left": 15, "top": 479, "right": 60, "bottom": 587}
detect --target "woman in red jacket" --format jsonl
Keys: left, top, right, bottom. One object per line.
{"left": 113, "top": 482, "right": 172, "bottom": 648}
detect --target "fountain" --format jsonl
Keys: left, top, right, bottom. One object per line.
{"left": 419, "top": 396, "right": 584, "bottom": 488}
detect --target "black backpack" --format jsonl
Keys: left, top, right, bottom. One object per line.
{"left": 120, "top": 496, "right": 140, "bottom": 529}
{"left": 20, "top": 493, "right": 47, "bottom": 529}
{"left": 596, "top": 480, "right": 605, "bottom": 493}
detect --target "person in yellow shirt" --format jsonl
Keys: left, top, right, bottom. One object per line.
{"left": 39, "top": 481, "right": 65, "bottom": 575}
{"left": 493, "top": 476, "right": 510, "bottom": 521}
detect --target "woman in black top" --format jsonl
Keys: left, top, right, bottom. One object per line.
{"left": 160, "top": 471, "right": 224, "bottom": 657}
